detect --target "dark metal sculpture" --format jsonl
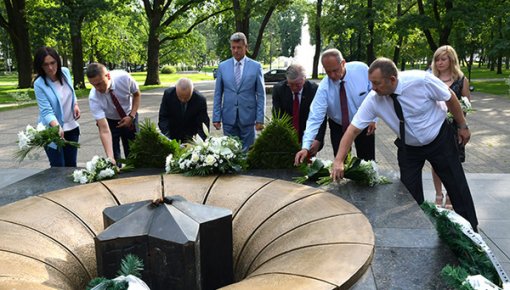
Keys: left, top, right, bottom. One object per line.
{"left": 95, "top": 195, "right": 233, "bottom": 290}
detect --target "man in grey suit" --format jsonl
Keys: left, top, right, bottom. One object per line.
{"left": 213, "top": 32, "right": 266, "bottom": 151}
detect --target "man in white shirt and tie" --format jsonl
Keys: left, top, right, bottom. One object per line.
{"left": 295, "top": 48, "right": 375, "bottom": 164}
{"left": 331, "top": 57, "right": 478, "bottom": 231}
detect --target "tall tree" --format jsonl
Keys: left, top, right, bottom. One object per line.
{"left": 366, "top": 0, "right": 375, "bottom": 64}
{"left": 59, "top": 0, "right": 113, "bottom": 88}
{"left": 142, "top": 0, "right": 229, "bottom": 85}
{"left": 416, "top": 0, "right": 453, "bottom": 52}
{"left": 312, "top": 0, "right": 322, "bottom": 78}
{"left": 277, "top": 2, "right": 306, "bottom": 57}
{"left": 232, "top": 0, "right": 291, "bottom": 59}
{"left": 0, "top": 0, "right": 32, "bottom": 88}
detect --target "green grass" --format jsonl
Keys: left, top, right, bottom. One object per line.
{"left": 471, "top": 81, "right": 510, "bottom": 98}
{"left": 130, "top": 71, "right": 213, "bottom": 86}
{"left": 0, "top": 68, "right": 508, "bottom": 108}
{"left": 462, "top": 67, "right": 509, "bottom": 80}
{"left": 0, "top": 71, "right": 214, "bottom": 107}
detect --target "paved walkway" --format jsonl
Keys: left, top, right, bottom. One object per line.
{"left": 1, "top": 81, "right": 510, "bottom": 276}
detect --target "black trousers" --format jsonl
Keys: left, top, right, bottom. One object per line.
{"left": 329, "top": 119, "right": 375, "bottom": 160}
{"left": 396, "top": 120, "right": 478, "bottom": 230}
{"left": 106, "top": 116, "right": 138, "bottom": 162}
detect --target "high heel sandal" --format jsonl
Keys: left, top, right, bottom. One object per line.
{"left": 435, "top": 193, "right": 444, "bottom": 208}
{"left": 443, "top": 193, "right": 453, "bottom": 210}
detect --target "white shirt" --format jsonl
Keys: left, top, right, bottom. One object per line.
{"left": 53, "top": 79, "right": 79, "bottom": 131}
{"left": 89, "top": 70, "right": 139, "bottom": 120}
{"left": 302, "top": 61, "right": 372, "bottom": 149}
{"left": 351, "top": 70, "right": 450, "bottom": 146}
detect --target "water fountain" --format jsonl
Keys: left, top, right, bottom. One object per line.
{"left": 292, "top": 16, "right": 322, "bottom": 77}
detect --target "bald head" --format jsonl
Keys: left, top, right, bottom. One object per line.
{"left": 176, "top": 78, "right": 194, "bottom": 103}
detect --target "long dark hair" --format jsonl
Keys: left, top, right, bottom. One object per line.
{"left": 33, "top": 46, "right": 63, "bottom": 86}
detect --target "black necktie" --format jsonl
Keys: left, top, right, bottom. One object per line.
{"left": 390, "top": 93, "right": 405, "bottom": 146}
{"left": 181, "top": 102, "right": 187, "bottom": 115}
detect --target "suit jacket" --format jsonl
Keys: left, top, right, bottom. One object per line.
{"left": 272, "top": 80, "right": 326, "bottom": 145}
{"left": 158, "top": 87, "right": 210, "bottom": 142}
{"left": 213, "top": 57, "right": 266, "bottom": 126}
{"left": 34, "top": 67, "right": 77, "bottom": 127}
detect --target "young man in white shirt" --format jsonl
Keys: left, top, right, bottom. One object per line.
{"left": 87, "top": 63, "right": 141, "bottom": 165}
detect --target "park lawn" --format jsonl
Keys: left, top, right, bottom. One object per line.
{"left": 0, "top": 71, "right": 214, "bottom": 105}
{"left": 130, "top": 71, "right": 214, "bottom": 86}
{"left": 472, "top": 81, "right": 510, "bottom": 98}
{"left": 0, "top": 69, "right": 507, "bottom": 106}
{"left": 463, "top": 67, "right": 509, "bottom": 80}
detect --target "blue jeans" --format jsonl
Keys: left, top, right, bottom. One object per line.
{"left": 44, "top": 126, "right": 80, "bottom": 167}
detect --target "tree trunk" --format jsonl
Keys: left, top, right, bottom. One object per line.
{"left": 366, "top": 0, "right": 375, "bottom": 64}
{"left": 70, "top": 18, "right": 85, "bottom": 89}
{"left": 416, "top": 0, "right": 437, "bottom": 52}
{"left": 145, "top": 18, "right": 161, "bottom": 85}
{"left": 392, "top": 1, "right": 403, "bottom": 65}
{"left": 497, "top": 17, "right": 503, "bottom": 74}
{"left": 312, "top": 0, "right": 322, "bottom": 79}
{"left": 0, "top": 0, "right": 32, "bottom": 88}
{"left": 251, "top": 5, "right": 276, "bottom": 59}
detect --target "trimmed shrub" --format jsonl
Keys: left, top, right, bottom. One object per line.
{"left": 126, "top": 119, "right": 182, "bottom": 168}
{"left": 247, "top": 113, "right": 300, "bottom": 169}
{"left": 160, "top": 65, "right": 176, "bottom": 74}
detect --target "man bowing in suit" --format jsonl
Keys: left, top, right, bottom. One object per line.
{"left": 272, "top": 64, "right": 327, "bottom": 156}
{"left": 158, "top": 78, "right": 210, "bottom": 142}
{"left": 213, "top": 32, "right": 266, "bottom": 151}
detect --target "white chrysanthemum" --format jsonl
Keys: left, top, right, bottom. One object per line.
{"left": 86, "top": 160, "right": 94, "bottom": 172}
{"left": 322, "top": 159, "right": 333, "bottom": 169}
{"left": 72, "top": 169, "right": 89, "bottom": 184}
{"left": 91, "top": 155, "right": 100, "bottom": 165}
{"left": 17, "top": 131, "right": 30, "bottom": 150}
{"left": 98, "top": 168, "right": 115, "bottom": 180}
{"left": 72, "top": 169, "right": 84, "bottom": 182}
{"left": 219, "top": 147, "right": 232, "bottom": 157}
{"left": 25, "top": 124, "right": 35, "bottom": 132}
{"left": 191, "top": 153, "right": 200, "bottom": 163}
{"left": 79, "top": 175, "right": 89, "bottom": 184}
{"left": 24, "top": 125, "right": 36, "bottom": 139}
{"left": 165, "top": 154, "right": 173, "bottom": 173}
{"left": 461, "top": 96, "right": 472, "bottom": 110}
{"left": 204, "top": 154, "right": 216, "bottom": 166}
{"left": 36, "top": 123, "right": 46, "bottom": 132}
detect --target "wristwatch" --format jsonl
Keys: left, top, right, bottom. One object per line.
{"left": 457, "top": 123, "right": 469, "bottom": 129}
{"left": 128, "top": 114, "right": 135, "bottom": 120}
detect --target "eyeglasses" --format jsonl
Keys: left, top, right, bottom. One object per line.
{"left": 42, "top": 61, "right": 57, "bottom": 68}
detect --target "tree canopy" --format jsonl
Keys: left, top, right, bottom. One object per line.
{"left": 0, "top": 0, "right": 508, "bottom": 88}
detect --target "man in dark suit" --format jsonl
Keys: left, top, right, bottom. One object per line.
{"left": 158, "top": 78, "right": 210, "bottom": 142}
{"left": 272, "top": 64, "right": 327, "bottom": 156}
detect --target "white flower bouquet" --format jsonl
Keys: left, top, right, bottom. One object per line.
{"left": 72, "top": 156, "right": 118, "bottom": 184}
{"left": 447, "top": 96, "right": 473, "bottom": 122}
{"left": 294, "top": 153, "right": 390, "bottom": 186}
{"left": 15, "top": 123, "right": 80, "bottom": 162}
{"left": 165, "top": 124, "right": 246, "bottom": 176}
